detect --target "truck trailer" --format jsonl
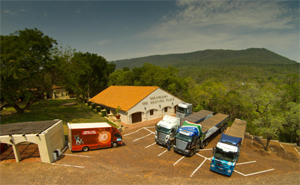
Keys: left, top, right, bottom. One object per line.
{"left": 173, "top": 113, "right": 229, "bottom": 156}
{"left": 68, "top": 122, "right": 123, "bottom": 152}
{"left": 210, "top": 118, "right": 247, "bottom": 176}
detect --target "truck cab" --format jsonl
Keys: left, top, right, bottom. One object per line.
{"left": 176, "top": 102, "right": 192, "bottom": 118}
{"left": 155, "top": 115, "right": 180, "bottom": 146}
{"left": 210, "top": 133, "right": 241, "bottom": 176}
{"left": 173, "top": 121, "right": 202, "bottom": 156}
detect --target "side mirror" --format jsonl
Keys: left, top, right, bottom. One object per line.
{"left": 212, "top": 148, "right": 215, "bottom": 155}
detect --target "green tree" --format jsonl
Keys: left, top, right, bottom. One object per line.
{"left": 282, "top": 102, "right": 300, "bottom": 144}
{"left": 0, "top": 28, "right": 57, "bottom": 113}
{"left": 251, "top": 88, "right": 282, "bottom": 151}
{"left": 66, "top": 52, "right": 115, "bottom": 101}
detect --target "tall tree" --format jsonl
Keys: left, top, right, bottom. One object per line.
{"left": 66, "top": 52, "right": 115, "bottom": 101}
{"left": 250, "top": 88, "right": 283, "bottom": 151}
{"left": 0, "top": 28, "right": 57, "bottom": 113}
{"left": 282, "top": 102, "right": 300, "bottom": 144}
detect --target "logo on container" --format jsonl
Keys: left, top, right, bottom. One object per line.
{"left": 82, "top": 130, "right": 97, "bottom": 135}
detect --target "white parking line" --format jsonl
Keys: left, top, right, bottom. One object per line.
{"left": 280, "top": 144, "right": 289, "bottom": 156}
{"left": 145, "top": 142, "right": 156, "bottom": 148}
{"left": 294, "top": 147, "right": 300, "bottom": 156}
{"left": 133, "top": 133, "right": 154, "bottom": 142}
{"left": 243, "top": 169, "right": 274, "bottom": 176}
{"left": 173, "top": 156, "right": 185, "bottom": 166}
{"left": 236, "top": 161, "right": 256, "bottom": 165}
{"left": 234, "top": 170, "right": 246, "bottom": 176}
{"left": 51, "top": 163, "right": 85, "bottom": 169}
{"left": 196, "top": 153, "right": 207, "bottom": 159}
{"left": 143, "top": 127, "right": 155, "bottom": 134}
{"left": 124, "top": 128, "right": 144, "bottom": 136}
{"left": 190, "top": 158, "right": 207, "bottom": 177}
{"left": 158, "top": 150, "right": 168, "bottom": 156}
{"left": 200, "top": 148, "right": 213, "bottom": 151}
{"left": 63, "top": 154, "right": 91, "bottom": 158}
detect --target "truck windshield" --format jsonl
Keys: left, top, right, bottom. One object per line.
{"left": 176, "top": 133, "right": 192, "bottom": 142}
{"left": 214, "top": 147, "right": 236, "bottom": 162}
{"left": 156, "top": 126, "right": 171, "bottom": 134}
{"left": 177, "top": 107, "right": 187, "bottom": 114}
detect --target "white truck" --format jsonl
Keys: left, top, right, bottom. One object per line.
{"left": 155, "top": 115, "right": 180, "bottom": 146}
{"left": 176, "top": 102, "right": 193, "bottom": 119}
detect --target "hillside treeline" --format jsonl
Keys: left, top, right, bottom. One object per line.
{"left": 109, "top": 63, "right": 300, "bottom": 148}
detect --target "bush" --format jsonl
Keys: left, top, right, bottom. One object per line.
{"left": 96, "top": 106, "right": 101, "bottom": 112}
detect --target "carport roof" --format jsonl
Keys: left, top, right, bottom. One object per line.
{"left": 0, "top": 120, "right": 59, "bottom": 136}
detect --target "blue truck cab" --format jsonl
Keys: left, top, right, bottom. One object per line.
{"left": 210, "top": 133, "right": 241, "bottom": 176}
{"left": 173, "top": 121, "right": 202, "bottom": 156}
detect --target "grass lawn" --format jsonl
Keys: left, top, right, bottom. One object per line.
{"left": 0, "top": 99, "right": 117, "bottom": 135}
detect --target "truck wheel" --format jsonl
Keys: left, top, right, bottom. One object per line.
{"left": 112, "top": 142, "right": 118, "bottom": 148}
{"left": 82, "top": 146, "right": 89, "bottom": 152}
{"left": 205, "top": 140, "right": 209, "bottom": 147}
{"left": 200, "top": 142, "right": 205, "bottom": 149}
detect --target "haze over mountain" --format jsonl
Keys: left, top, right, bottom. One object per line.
{"left": 112, "top": 48, "right": 297, "bottom": 70}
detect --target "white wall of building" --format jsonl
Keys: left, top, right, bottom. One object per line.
{"left": 125, "top": 88, "right": 182, "bottom": 125}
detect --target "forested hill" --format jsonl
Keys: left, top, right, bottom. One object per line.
{"left": 112, "top": 48, "right": 297, "bottom": 69}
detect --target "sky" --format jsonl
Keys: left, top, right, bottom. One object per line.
{"left": 1, "top": 0, "right": 299, "bottom": 62}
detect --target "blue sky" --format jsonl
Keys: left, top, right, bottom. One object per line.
{"left": 1, "top": 0, "right": 299, "bottom": 62}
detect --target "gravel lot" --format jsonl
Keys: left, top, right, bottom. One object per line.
{"left": 1, "top": 120, "right": 299, "bottom": 184}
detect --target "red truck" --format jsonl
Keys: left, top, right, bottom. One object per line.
{"left": 67, "top": 122, "right": 123, "bottom": 152}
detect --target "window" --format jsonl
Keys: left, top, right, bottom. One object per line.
{"left": 114, "top": 133, "right": 121, "bottom": 137}
{"left": 164, "top": 107, "right": 168, "bottom": 112}
{"left": 150, "top": 110, "right": 154, "bottom": 115}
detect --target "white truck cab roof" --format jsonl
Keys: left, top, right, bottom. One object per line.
{"left": 157, "top": 115, "right": 180, "bottom": 129}
{"left": 217, "top": 142, "right": 238, "bottom": 153}
{"left": 178, "top": 102, "right": 192, "bottom": 109}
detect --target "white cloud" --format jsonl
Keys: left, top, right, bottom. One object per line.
{"left": 98, "top": 40, "right": 110, "bottom": 45}
{"left": 3, "top": 9, "right": 16, "bottom": 15}
{"left": 137, "top": 0, "right": 299, "bottom": 61}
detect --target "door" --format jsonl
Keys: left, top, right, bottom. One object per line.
{"left": 131, "top": 112, "right": 142, "bottom": 123}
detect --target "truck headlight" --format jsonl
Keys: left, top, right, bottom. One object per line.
{"left": 228, "top": 162, "right": 232, "bottom": 166}
{"left": 211, "top": 164, "right": 215, "bottom": 167}
{"left": 227, "top": 170, "right": 231, "bottom": 173}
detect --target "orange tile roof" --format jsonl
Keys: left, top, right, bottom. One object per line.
{"left": 89, "top": 86, "right": 159, "bottom": 111}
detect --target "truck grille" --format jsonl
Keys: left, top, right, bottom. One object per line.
{"left": 158, "top": 132, "right": 167, "bottom": 142}
{"left": 216, "top": 160, "right": 229, "bottom": 168}
{"left": 216, "top": 161, "right": 223, "bottom": 167}
{"left": 176, "top": 139, "right": 188, "bottom": 151}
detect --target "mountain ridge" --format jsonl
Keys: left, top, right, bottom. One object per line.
{"left": 111, "top": 48, "right": 296, "bottom": 69}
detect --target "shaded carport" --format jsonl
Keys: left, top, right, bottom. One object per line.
{"left": 0, "top": 120, "right": 65, "bottom": 163}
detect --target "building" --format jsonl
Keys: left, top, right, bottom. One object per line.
{"left": 89, "top": 86, "right": 183, "bottom": 125}
{"left": 49, "top": 85, "right": 68, "bottom": 99}
{"left": 0, "top": 120, "right": 65, "bottom": 163}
